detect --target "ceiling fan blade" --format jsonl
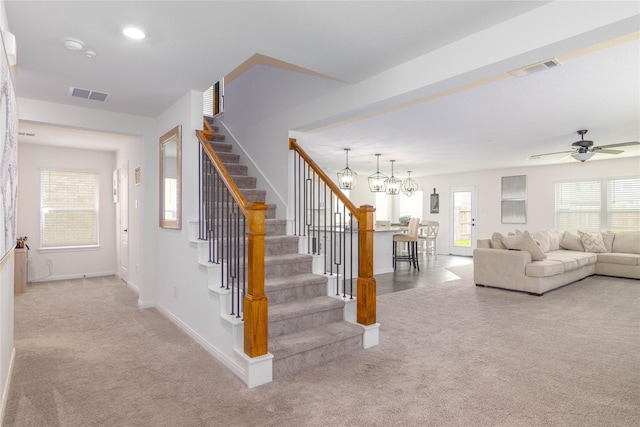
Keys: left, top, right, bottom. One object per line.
{"left": 528, "top": 150, "right": 573, "bottom": 159}
{"left": 595, "top": 141, "right": 640, "bottom": 149}
{"left": 593, "top": 149, "right": 623, "bottom": 155}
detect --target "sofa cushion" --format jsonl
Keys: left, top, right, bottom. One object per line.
{"left": 501, "top": 231, "right": 547, "bottom": 261}
{"left": 612, "top": 233, "right": 640, "bottom": 254}
{"left": 491, "top": 232, "right": 507, "bottom": 249}
{"left": 597, "top": 253, "right": 640, "bottom": 266}
{"left": 547, "top": 250, "right": 597, "bottom": 270}
{"left": 526, "top": 260, "right": 565, "bottom": 277}
{"left": 560, "top": 231, "right": 584, "bottom": 252}
{"left": 579, "top": 231, "right": 608, "bottom": 253}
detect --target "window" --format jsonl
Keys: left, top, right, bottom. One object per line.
{"left": 555, "top": 177, "right": 640, "bottom": 232}
{"left": 41, "top": 170, "right": 99, "bottom": 248}
{"left": 607, "top": 178, "right": 640, "bottom": 232}
{"left": 375, "top": 192, "right": 390, "bottom": 221}
{"left": 399, "top": 190, "right": 423, "bottom": 221}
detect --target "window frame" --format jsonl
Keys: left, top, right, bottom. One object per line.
{"left": 39, "top": 168, "right": 101, "bottom": 251}
{"left": 554, "top": 176, "right": 640, "bottom": 232}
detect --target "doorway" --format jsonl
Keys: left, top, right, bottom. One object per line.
{"left": 449, "top": 186, "right": 476, "bottom": 256}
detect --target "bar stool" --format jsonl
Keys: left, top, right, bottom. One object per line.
{"left": 393, "top": 217, "right": 420, "bottom": 270}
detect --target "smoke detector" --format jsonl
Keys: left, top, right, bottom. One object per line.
{"left": 64, "top": 38, "right": 84, "bottom": 51}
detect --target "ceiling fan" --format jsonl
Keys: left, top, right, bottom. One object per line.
{"left": 529, "top": 130, "right": 640, "bottom": 162}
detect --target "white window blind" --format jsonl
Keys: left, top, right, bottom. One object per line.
{"left": 554, "top": 180, "right": 601, "bottom": 232}
{"left": 203, "top": 85, "right": 214, "bottom": 117}
{"left": 607, "top": 178, "right": 640, "bottom": 232}
{"left": 41, "top": 170, "right": 99, "bottom": 247}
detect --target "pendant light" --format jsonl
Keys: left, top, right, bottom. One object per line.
{"left": 385, "top": 160, "right": 402, "bottom": 195}
{"left": 368, "top": 154, "right": 388, "bottom": 192}
{"left": 402, "top": 171, "right": 419, "bottom": 197}
{"left": 337, "top": 148, "right": 357, "bottom": 190}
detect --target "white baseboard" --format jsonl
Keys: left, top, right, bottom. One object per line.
{"left": 29, "top": 271, "right": 116, "bottom": 283}
{"left": 0, "top": 348, "right": 16, "bottom": 424}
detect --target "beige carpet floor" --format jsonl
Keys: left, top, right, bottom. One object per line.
{"left": 3, "top": 273, "right": 639, "bottom": 426}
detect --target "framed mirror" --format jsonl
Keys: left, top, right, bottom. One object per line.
{"left": 159, "top": 125, "right": 182, "bottom": 229}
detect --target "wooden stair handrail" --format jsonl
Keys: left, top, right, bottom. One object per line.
{"left": 196, "top": 129, "right": 249, "bottom": 217}
{"left": 196, "top": 127, "right": 268, "bottom": 358}
{"left": 289, "top": 138, "right": 377, "bottom": 326}
{"left": 202, "top": 118, "right": 214, "bottom": 139}
{"left": 289, "top": 138, "right": 359, "bottom": 216}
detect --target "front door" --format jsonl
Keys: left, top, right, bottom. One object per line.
{"left": 449, "top": 186, "right": 476, "bottom": 256}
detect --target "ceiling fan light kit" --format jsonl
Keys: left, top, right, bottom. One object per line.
{"left": 571, "top": 151, "right": 595, "bottom": 162}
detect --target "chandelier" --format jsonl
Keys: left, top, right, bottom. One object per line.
{"left": 385, "top": 160, "right": 402, "bottom": 195}
{"left": 401, "top": 171, "right": 419, "bottom": 197}
{"left": 368, "top": 154, "right": 388, "bottom": 192}
{"left": 337, "top": 148, "right": 357, "bottom": 190}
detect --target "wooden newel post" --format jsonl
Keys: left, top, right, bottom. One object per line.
{"left": 244, "top": 201, "right": 269, "bottom": 357}
{"left": 357, "top": 205, "right": 376, "bottom": 325}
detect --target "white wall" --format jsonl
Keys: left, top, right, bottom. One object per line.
{"left": 413, "top": 156, "right": 640, "bottom": 254}
{"left": 223, "top": 64, "right": 347, "bottom": 217}
{"left": 17, "top": 144, "right": 117, "bottom": 280}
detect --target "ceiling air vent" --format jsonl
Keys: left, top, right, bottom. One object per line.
{"left": 69, "top": 87, "right": 110, "bottom": 102}
{"left": 509, "top": 58, "right": 562, "bottom": 77}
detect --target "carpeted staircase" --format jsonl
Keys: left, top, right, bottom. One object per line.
{"left": 203, "top": 117, "right": 363, "bottom": 379}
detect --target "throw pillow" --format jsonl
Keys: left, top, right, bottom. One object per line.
{"left": 531, "top": 230, "right": 550, "bottom": 253}
{"left": 601, "top": 232, "right": 614, "bottom": 253}
{"left": 547, "top": 229, "right": 563, "bottom": 251}
{"left": 500, "top": 233, "right": 523, "bottom": 249}
{"left": 501, "top": 231, "right": 547, "bottom": 261}
{"left": 491, "top": 232, "right": 507, "bottom": 249}
{"left": 560, "top": 231, "right": 584, "bottom": 252}
{"left": 579, "top": 231, "right": 608, "bottom": 253}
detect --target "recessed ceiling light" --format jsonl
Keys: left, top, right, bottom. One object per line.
{"left": 85, "top": 50, "right": 97, "bottom": 58}
{"left": 123, "top": 27, "right": 145, "bottom": 40}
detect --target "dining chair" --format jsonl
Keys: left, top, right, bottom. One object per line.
{"left": 419, "top": 220, "right": 439, "bottom": 260}
{"left": 392, "top": 217, "right": 420, "bottom": 270}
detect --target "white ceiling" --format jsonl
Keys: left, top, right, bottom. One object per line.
{"left": 5, "top": 1, "right": 640, "bottom": 176}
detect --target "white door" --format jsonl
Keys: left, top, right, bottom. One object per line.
{"left": 449, "top": 186, "right": 476, "bottom": 256}
{"left": 119, "top": 165, "right": 129, "bottom": 281}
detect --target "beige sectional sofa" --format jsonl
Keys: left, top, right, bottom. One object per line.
{"left": 473, "top": 230, "right": 640, "bottom": 295}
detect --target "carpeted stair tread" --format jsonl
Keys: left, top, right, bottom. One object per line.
{"left": 208, "top": 141, "right": 232, "bottom": 152}
{"left": 265, "top": 235, "right": 298, "bottom": 244}
{"left": 269, "top": 320, "right": 363, "bottom": 359}
{"left": 265, "top": 253, "right": 312, "bottom": 265}
{"left": 265, "top": 272, "right": 325, "bottom": 288}
{"left": 268, "top": 295, "right": 343, "bottom": 322}
{"left": 265, "top": 273, "right": 328, "bottom": 301}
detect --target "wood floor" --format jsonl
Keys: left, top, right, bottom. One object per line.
{"left": 376, "top": 254, "right": 473, "bottom": 296}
